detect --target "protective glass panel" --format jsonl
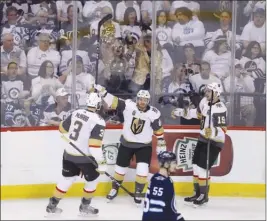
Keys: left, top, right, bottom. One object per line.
{"left": 150, "top": 0, "right": 266, "bottom": 127}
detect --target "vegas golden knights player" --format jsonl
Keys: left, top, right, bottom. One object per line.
{"left": 46, "top": 93, "right": 106, "bottom": 216}
{"left": 172, "top": 82, "right": 227, "bottom": 206}
{"left": 94, "top": 84, "right": 167, "bottom": 205}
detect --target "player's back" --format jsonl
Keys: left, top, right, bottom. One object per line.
{"left": 142, "top": 173, "right": 182, "bottom": 221}
{"left": 63, "top": 109, "right": 105, "bottom": 157}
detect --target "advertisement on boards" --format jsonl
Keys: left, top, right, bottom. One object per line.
{"left": 102, "top": 132, "right": 233, "bottom": 177}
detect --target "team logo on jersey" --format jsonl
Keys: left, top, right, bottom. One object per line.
{"left": 131, "top": 117, "right": 145, "bottom": 134}
{"left": 102, "top": 143, "right": 119, "bottom": 165}
{"left": 8, "top": 88, "right": 20, "bottom": 99}
{"left": 174, "top": 137, "right": 220, "bottom": 172}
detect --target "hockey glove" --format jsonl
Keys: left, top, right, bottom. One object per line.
{"left": 204, "top": 127, "right": 218, "bottom": 139}
{"left": 156, "top": 138, "right": 167, "bottom": 155}
{"left": 94, "top": 84, "right": 107, "bottom": 97}
{"left": 90, "top": 148, "right": 107, "bottom": 174}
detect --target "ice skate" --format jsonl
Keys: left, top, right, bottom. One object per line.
{"left": 184, "top": 193, "right": 199, "bottom": 205}
{"left": 134, "top": 191, "right": 143, "bottom": 207}
{"left": 193, "top": 194, "right": 209, "bottom": 208}
{"left": 106, "top": 180, "right": 122, "bottom": 202}
{"left": 45, "top": 197, "right": 63, "bottom": 217}
{"left": 79, "top": 198, "right": 99, "bottom": 216}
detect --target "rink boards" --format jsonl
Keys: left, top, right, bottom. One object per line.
{"left": 1, "top": 127, "right": 265, "bottom": 199}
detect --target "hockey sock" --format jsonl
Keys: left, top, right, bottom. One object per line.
{"left": 83, "top": 179, "right": 98, "bottom": 199}
{"left": 113, "top": 172, "right": 125, "bottom": 189}
{"left": 198, "top": 177, "right": 210, "bottom": 196}
{"left": 53, "top": 176, "right": 76, "bottom": 199}
{"left": 135, "top": 175, "right": 147, "bottom": 193}
{"left": 193, "top": 175, "right": 200, "bottom": 196}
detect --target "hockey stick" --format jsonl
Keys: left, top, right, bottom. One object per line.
{"left": 205, "top": 90, "right": 213, "bottom": 201}
{"left": 95, "top": 13, "right": 112, "bottom": 84}
{"left": 61, "top": 135, "right": 145, "bottom": 198}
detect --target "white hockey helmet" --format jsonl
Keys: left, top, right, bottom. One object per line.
{"left": 137, "top": 90, "right": 150, "bottom": 100}
{"left": 86, "top": 92, "right": 102, "bottom": 110}
{"left": 206, "top": 82, "right": 222, "bottom": 96}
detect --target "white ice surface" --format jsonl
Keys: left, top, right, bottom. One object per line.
{"left": 1, "top": 196, "right": 265, "bottom": 220}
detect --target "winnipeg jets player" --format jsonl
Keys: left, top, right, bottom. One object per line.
{"left": 94, "top": 84, "right": 167, "bottom": 205}
{"left": 172, "top": 82, "right": 227, "bottom": 206}
{"left": 45, "top": 93, "right": 106, "bottom": 216}
{"left": 142, "top": 151, "right": 185, "bottom": 221}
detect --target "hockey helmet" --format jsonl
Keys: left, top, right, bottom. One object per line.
{"left": 137, "top": 90, "right": 150, "bottom": 101}
{"left": 206, "top": 82, "right": 222, "bottom": 96}
{"left": 86, "top": 92, "right": 102, "bottom": 110}
{"left": 158, "top": 151, "right": 177, "bottom": 168}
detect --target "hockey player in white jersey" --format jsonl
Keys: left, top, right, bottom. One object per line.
{"left": 45, "top": 92, "right": 106, "bottom": 216}
{"left": 171, "top": 82, "right": 227, "bottom": 206}
{"left": 94, "top": 84, "right": 167, "bottom": 205}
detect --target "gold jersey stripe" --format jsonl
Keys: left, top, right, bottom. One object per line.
{"left": 88, "top": 139, "right": 102, "bottom": 148}
{"left": 154, "top": 127, "right": 164, "bottom": 136}
{"left": 59, "top": 121, "right": 68, "bottom": 133}
{"left": 111, "top": 96, "right": 119, "bottom": 109}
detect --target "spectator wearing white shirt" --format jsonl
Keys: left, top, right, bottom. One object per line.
{"left": 59, "top": 34, "right": 91, "bottom": 74}
{"left": 140, "top": 1, "right": 171, "bottom": 25}
{"left": 39, "top": 87, "right": 71, "bottom": 126}
{"left": 224, "top": 62, "right": 256, "bottom": 126}
{"left": 116, "top": 1, "right": 140, "bottom": 24}
{"left": 169, "top": 0, "right": 200, "bottom": 21}
{"left": 239, "top": 41, "right": 266, "bottom": 90}
{"left": 204, "top": 10, "right": 242, "bottom": 57}
{"left": 167, "top": 63, "right": 191, "bottom": 94}
{"left": 30, "top": 60, "right": 63, "bottom": 107}
{"left": 243, "top": 1, "right": 266, "bottom": 21}
{"left": 171, "top": 7, "right": 205, "bottom": 63}
{"left": 27, "top": 33, "right": 60, "bottom": 79}
{"left": 1, "top": 6, "right": 30, "bottom": 50}
{"left": 182, "top": 43, "right": 201, "bottom": 76}
{"left": 56, "top": 0, "right": 83, "bottom": 23}
{"left": 90, "top": 6, "right": 121, "bottom": 41}
{"left": 1, "top": 33, "right": 26, "bottom": 76}
{"left": 240, "top": 8, "right": 266, "bottom": 56}
{"left": 202, "top": 36, "right": 231, "bottom": 81}
{"left": 156, "top": 10, "right": 173, "bottom": 48}
{"left": 120, "top": 7, "right": 142, "bottom": 39}
{"left": 59, "top": 56, "right": 95, "bottom": 108}
{"left": 2, "top": 0, "right": 29, "bottom": 23}
{"left": 189, "top": 61, "right": 223, "bottom": 96}
{"left": 83, "top": 0, "right": 113, "bottom": 25}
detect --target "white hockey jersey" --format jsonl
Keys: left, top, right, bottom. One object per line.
{"left": 103, "top": 93, "right": 164, "bottom": 148}
{"left": 190, "top": 97, "right": 227, "bottom": 147}
{"left": 59, "top": 109, "right": 106, "bottom": 163}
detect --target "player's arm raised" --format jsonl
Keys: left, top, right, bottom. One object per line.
{"left": 94, "top": 84, "right": 126, "bottom": 112}
{"left": 151, "top": 108, "right": 167, "bottom": 155}
{"left": 171, "top": 98, "right": 203, "bottom": 120}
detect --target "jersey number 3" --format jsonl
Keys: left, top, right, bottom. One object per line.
{"left": 69, "top": 121, "right": 83, "bottom": 141}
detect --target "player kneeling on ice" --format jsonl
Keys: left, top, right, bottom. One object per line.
{"left": 142, "top": 151, "right": 185, "bottom": 221}
{"left": 172, "top": 82, "right": 227, "bottom": 206}
{"left": 46, "top": 92, "right": 107, "bottom": 216}
{"left": 94, "top": 84, "right": 167, "bottom": 205}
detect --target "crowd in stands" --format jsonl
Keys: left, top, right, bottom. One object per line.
{"left": 0, "top": 0, "right": 266, "bottom": 127}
